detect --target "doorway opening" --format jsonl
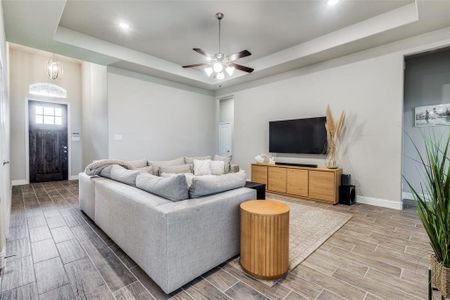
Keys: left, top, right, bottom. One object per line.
{"left": 218, "top": 96, "right": 234, "bottom": 156}
{"left": 28, "top": 100, "right": 69, "bottom": 183}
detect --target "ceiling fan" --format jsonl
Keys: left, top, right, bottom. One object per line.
{"left": 182, "top": 12, "right": 254, "bottom": 80}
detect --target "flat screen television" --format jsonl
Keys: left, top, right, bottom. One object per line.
{"left": 269, "top": 117, "right": 327, "bottom": 154}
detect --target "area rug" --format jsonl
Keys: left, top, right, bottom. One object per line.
{"left": 229, "top": 196, "right": 352, "bottom": 286}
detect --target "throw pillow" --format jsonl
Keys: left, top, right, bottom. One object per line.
{"left": 148, "top": 157, "right": 185, "bottom": 175}
{"left": 135, "top": 165, "right": 153, "bottom": 174}
{"left": 193, "top": 159, "right": 212, "bottom": 176}
{"left": 210, "top": 160, "right": 225, "bottom": 175}
{"left": 128, "top": 159, "right": 148, "bottom": 169}
{"left": 189, "top": 171, "right": 247, "bottom": 198}
{"left": 184, "top": 155, "right": 212, "bottom": 165}
{"left": 136, "top": 173, "right": 189, "bottom": 201}
{"left": 213, "top": 154, "right": 232, "bottom": 173}
{"left": 159, "top": 164, "right": 193, "bottom": 174}
{"left": 110, "top": 165, "right": 141, "bottom": 186}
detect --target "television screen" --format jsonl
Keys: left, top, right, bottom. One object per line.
{"left": 269, "top": 117, "right": 327, "bottom": 154}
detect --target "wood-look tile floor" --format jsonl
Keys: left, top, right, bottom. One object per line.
{"left": 0, "top": 181, "right": 443, "bottom": 300}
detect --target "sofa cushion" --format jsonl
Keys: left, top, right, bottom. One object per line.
{"left": 184, "top": 155, "right": 211, "bottom": 165}
{"left": 159, "top": 164, "right": 192, "bottom": 174}
{"left": 149, "top": 157, "right": 185, "bottom": 175}
{"left": 210, "top": 160, "right": 225, "bottom": 175}
{"left": 160, "top": 172, "right": 195, "bottom": 187}
{"left": 189, "top": 171, "right": 247, "bottom": 198}
{"left": 213, "top": 154, "right": 232, "bottom": 173}
{"left": 136, "top": 173, "right": 189, "bottom": 201}
{"left": 109, "top": 165, "right": 141, "bottom": 186}
{"left": 193, "top": 159, "right": 212, "bottom": 176}
{"left": 129, "top": 159, "right": 148, "bottom": 169}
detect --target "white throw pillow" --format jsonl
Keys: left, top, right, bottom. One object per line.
{"left": 210, "top": 160, "right": 225, "bottom": 175}
{"left": 193, "top": 159, "right": 212, "bottom": 176}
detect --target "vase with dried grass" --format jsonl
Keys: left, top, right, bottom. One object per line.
{"left": 325, "top": 106, "right": 345, "bottom": 169}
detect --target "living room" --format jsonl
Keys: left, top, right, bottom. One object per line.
{"left": 0, "top": 1, "right": 449, "bottom": 299}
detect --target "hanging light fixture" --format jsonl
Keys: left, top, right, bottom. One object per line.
{"left": 182, "top": 13, "right": 254, "bottom": 80}
{"left": 47, "top": 55, "right": 63, "bottom": 81}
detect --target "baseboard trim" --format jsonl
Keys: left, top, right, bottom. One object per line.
{"left": 12, "top": 179, "right": 28, "bottom": 186}
{"left": 402, "top": 192, "right": 414, "bottom": 200}
{"left": 356, "top": 195, "right": 403, "bottom": 210}
{"left": 69, "top": 175, "right": 79, "bottom": 181}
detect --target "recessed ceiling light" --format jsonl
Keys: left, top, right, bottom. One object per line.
{"left": 327, "top": 0, "right": 339, "bottom": 6}
{"left": 117, "top": 21, "right": 131, "bottom": 32}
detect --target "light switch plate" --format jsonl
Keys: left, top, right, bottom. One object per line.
{"left": 113, "top": 134, "right": 123, "bottom": 141}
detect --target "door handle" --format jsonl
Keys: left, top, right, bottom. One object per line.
{"left": 3, "top": 161, "right": 10, "bottom": 166}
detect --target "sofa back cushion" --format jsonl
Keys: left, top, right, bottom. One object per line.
{"left": 108, "top": 165, "right": 141, "bottom": 186}
{"left": 184, "top": 155, "right": 211, "bottom": 165}
{"left": 189, "top": 171, "right": 247, "bottom": 198}
{"left": 149, "top": 157, "right": 185, "bottom": 175}
{"left": 136, "top": 173, "right": 189, "bottom": 201}
{"left": 159, "top": 164, "right": 192, "bottom": 174}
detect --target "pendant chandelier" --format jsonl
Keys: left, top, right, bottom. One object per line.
{"left": 47, "top": 55, "right": 63, "bottom": 81}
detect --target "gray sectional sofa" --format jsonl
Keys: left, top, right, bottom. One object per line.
{"left": 79, "top": 167, "right": 256, "bottom": 293}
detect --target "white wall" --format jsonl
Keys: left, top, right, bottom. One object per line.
{"left": 0, "top": 1, "right": 10, "bottom": 268}
{"left": 81, "top": 62, "right": 108, "bottom": 168}
{"left": 215, "top": 27, "right": 450, "bottom": 209}
{"left": 107, "top": 69, "right": 215, "bottom": 160}
{"left": 9, "top": 47, "right": 82, "bottom": 182}
{"left": 218, "top": 54, "right": 404, "bottom": 208}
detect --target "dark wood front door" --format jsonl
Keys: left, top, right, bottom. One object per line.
{"left": 29, "top": 100, "right": 68, "bottom": 183}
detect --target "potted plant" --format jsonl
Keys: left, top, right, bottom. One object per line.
{"left": 404, "top": 133, "right": 449, "bottom": 298}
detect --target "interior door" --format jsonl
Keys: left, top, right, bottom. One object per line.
{"left": 219, "top": 122, "right": 232, "bottom": 156}
{"left": 29, "top": 101, "right": 68, "bottom": 182}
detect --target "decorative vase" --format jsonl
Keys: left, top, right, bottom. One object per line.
{"left": 431, "top": 255, "right": 450, "bottom": 297}
{"left": 326, "top": 147, "right": 337, "bottom": 169}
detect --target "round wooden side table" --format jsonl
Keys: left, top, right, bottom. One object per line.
{"left": 240, "top": 200, "right": 290, "bottom": 280}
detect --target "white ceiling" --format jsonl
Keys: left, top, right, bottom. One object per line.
{"left": 4, "top": 0, "right": 450, "bottom": 91}
{"left": 59, "top": 0, "right": 410, "bottom": 66}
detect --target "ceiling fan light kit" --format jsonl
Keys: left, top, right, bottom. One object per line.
{"left": 183, "top": 12, "right": 254, "bottom": 80}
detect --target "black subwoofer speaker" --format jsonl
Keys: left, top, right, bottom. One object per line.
{"left": 339, "top": 185, "right": 356, "bottom": 205}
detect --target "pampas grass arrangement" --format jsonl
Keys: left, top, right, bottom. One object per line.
{"left": 325, "top": 105, "right": 346, "bottom": 169}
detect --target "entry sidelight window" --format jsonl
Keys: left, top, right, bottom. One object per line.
{"left": 35, "top": 105, "right": 63, "bottom": 125}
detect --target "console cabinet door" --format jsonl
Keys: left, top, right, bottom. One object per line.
{"left": 286, "top": 169, "right": 308, "bottom": 197}
{"left": 268, "top": 167, "right": 287, "bottom": 193}
{"left": 309, "top": 171, "right": 336, "bottom": 203}
{"left": 251, "top": 165, "right": 267, "bottom": 186}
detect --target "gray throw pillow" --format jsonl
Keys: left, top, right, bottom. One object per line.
{"left": 148, "top": 157, "right": 185, "bottom": 175}
{"left": 136, "top": 173, "right": 189, "bottom": 201}
{"left": 109, "top": 165, "right": 140, "bottom": 186}
{"left": 213, "top": 154, "right": 232, "bottom": 173}
{"left": 159, "top": 164, "right": 192, "bottom": 174}
{"left": 189, "top": 171, "right": 247, "bottom": 198}
{"left": 184, "top": 155, "right": 212, "bottom": 165}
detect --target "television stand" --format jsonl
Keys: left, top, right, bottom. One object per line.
{"left": 275, "top": 162, "right": 318, "bottom": 168}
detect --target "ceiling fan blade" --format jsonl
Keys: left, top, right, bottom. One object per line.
{"left": 182, "top": 63, "right": 209, "bottom": 68}
{"left": 228, "top": 50, "right": 251, "bottom": 61}
{"left": 193, "top": 48, "right": 212, "bottom": 58}
{"left": 230, "top": 63, "right": 254, "bottom": 73}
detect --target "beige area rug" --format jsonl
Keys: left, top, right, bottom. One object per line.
{"left": 230, "top": 196, "right": 352, "bottom": 286}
